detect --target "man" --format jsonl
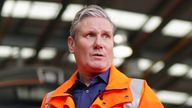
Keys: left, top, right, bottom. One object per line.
{"left": 41, "top": 5, "right": 164, "bottom": 108}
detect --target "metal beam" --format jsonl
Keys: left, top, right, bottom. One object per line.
{"left": 26, "top": 0, "right": 69, "bottom": 64}
{"left": 131, "top": 0, "right": 185, "bottom": 55}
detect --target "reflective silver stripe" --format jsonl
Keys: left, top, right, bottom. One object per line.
{"left": 130, "top": 79, "right": 144, "bottom": 108}
{"left": 45, "top": 91, "right": 54, "bottom": 108}
{"left": 124, "top": 102, "right": 134, "bottom": 108}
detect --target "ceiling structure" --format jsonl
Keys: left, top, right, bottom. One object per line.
{"left": 0, "top": 0, "right": 192, "bottom": 108}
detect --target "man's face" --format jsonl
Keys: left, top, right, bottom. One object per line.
{"left": 68, "top": 17, "right": 114, "bottom": 74}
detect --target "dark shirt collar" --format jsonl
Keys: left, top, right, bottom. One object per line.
{"left": 76, "top": 70, "right": 109, "bottom": 84}
{"left": 97, "top": 70, "right": 109, "bottom": 84}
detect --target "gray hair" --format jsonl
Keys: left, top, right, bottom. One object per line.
{"left": 70, "top": 5, "right": 115, "bottom": 38}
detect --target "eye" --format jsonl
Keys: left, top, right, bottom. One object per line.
{"left": 85, "top": 33, "right": 95, "bottom": 38}
{"left": 102, "top": 34, "right": 111, "bottom": 39}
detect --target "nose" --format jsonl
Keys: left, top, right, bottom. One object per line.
{"left": 93, "top": 36, "right": 103, "bottom": 49}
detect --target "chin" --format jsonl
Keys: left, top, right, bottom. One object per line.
{"left": 90, "top": 64, "right": 110, "bottom": 72}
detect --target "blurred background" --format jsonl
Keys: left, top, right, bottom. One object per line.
{"left": 0, "top": 0, "right": 191, "bottom": 108}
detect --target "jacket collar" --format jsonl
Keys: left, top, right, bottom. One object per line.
{"left": 106, "top": 65, "right": 131, "bottom": 90}
{"left": 51, "top": 65, "right": 132, "bottom": 98}
{"left": 50, "top": 70, "right": 78, "bottom": 98}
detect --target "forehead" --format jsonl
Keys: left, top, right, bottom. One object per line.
{"left": 77, "top": 17, "right": 114, "bottom": 33}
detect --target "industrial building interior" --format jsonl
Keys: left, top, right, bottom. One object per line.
{"left": 0, "top": 0, "right": 191, "bottom": 108}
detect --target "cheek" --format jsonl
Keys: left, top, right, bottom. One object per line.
{"left": 109, "top": 49, "right": 114, "bottom": 58}
{"left": 110, "top": 46, "right": 114, "bottom": 58}
{"left": 75, "top": 42, "right": 90, "bottom": 56}
{"left": 107, "top": 43, "right": 114, "bottom": 54}
{"left": 105, "top": 46, "right": 114, "bottom": 60}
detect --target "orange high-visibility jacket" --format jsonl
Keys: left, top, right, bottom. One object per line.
{"left": 41, "top": 66, "right": 164, "bottom": 108}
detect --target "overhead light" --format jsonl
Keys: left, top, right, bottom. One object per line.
{"left": 1, "top": 1, "right": 61, "bottom": 20}
{"left": 1, "top": 0, "right": 15, "bottom": 17}
{"left": 12, "top": 47, "right": 20, "bottom": 58}
{"left": 186, "top": 68, "right": 192, "bottom": 79}
{"left": 21, "top": 48, "right": 35, "bottom": 59}
{"left": 162, "top": 19, "right": 192, "bottom": 37}
{"left": 28, "top": 1, "right": 61, "bottom": 20}
{"left": 186, "top": 96, "right": 192, "bottom": 106}
{"left": 143, "top": 16, "right": 162, "bottom": 32}
{"left": 38, "top": 48, "right": 56, "bottom": 60}
{"left": 0, "top": 46, "right": 12, "bottom": 58}
{"left": 105, "top": 8, "right": 148, "bottom": 30}
{"left": 113, "top": 45, "right": 133, "bottom": 58}
{"left": 12, "top": 47, "right": 35, "bottom": 59}
{"left": 113, "top": 58, "right": 124, "bottom": 67}
{"left": 62, "top": 4, "right": 83, "bottom": 21}
{"left": 67, "top": 53, "right": 76, "bottom": 63}
{"left": 114, "top": 30, "right": 128, "bottom": 45}
{"left": 168, "top": 63, "right": 190, "bottom": 77}
{"left": 12, "top": 0, "right": 31, "bottom": 18}
{"left": 137, "top": 58, "right": 152, "bottom": 71}
{"left": 114, "top": 34, "right": 124, "bottom": 44}
{"left": 151, "top": 61, "right": 165, "bottom": 73}
{"left": 157, "top": 90, "right": 188, "bottom": 105}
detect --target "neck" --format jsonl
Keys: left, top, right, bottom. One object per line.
{"left": 79, "top": 72, "right": 95, "bottom": 86}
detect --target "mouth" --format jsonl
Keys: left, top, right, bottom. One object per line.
{"left": 92, "top": 53, "right": 105, "bottom": 59}
{"left": 93, "top": 53, "right": 104, "bottom": 56}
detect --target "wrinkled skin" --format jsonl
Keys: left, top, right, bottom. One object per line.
{"left": 68, "top": 17, "right": 114, "bottom": 83}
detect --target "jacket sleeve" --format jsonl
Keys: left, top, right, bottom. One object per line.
{"left": 138, "top": 80, "right": 164, "bottom": 108}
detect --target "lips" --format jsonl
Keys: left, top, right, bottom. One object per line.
{"left": 93, "top": 53, "right": 103, "bottom": 56}
{"left": 92, "top": 53, "right": 105, "bottom": 59}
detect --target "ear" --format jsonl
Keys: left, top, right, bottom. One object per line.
{"left": 68, "top": 36, "right": 75, "bottom": 53}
